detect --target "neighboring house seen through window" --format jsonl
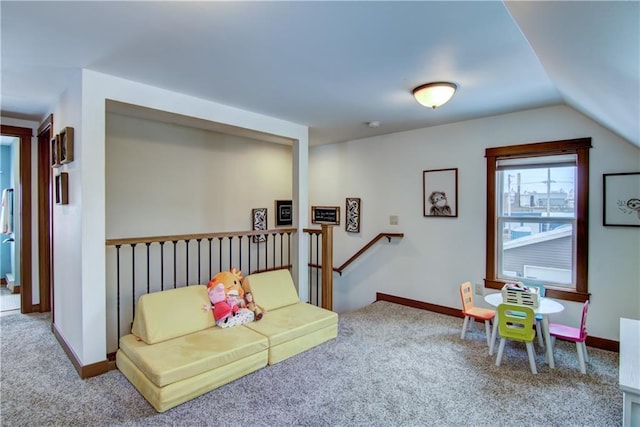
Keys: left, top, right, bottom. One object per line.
{"left": 485, "top": 138, "right": 592, "bottom": 302}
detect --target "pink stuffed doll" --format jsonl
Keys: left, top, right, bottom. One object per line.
{"left": 208, "top": 268, "right": 246, "bottom": 309}
{"left": 205, "top": 282, "right": 238, "bottom": 324}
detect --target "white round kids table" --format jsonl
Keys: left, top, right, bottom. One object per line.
{"left": 484, "top": 292, "right": 564, "bottom": 369}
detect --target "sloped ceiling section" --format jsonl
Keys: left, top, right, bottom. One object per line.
{"left": 507, "top": 1, "right": 640, "bottom": 147}
{"left": 0, "top": 1, "right": 638, "bottom": 147}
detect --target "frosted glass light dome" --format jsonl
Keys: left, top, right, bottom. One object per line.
{"left": 413, "top": 82, "right": 457, "bottom": 109}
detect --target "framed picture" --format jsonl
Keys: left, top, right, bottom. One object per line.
{"left": 345, "top": 197, "right": 361, "bottom": 233}
{"left": 252, "top": 208, "right": 267, "bottom": 242}
{"left": 55, "top": 172, "right": 69, "bottom": 205}
{"left": 275, "top": 200, "right": 293, "bottom": 226}
{"left": 603, "top": 172, "right": 640, "bottom": 227}
{"left": 311, "top": 206, "right": 340, "bottom": 225}
{"left": 423, "top": 168, "right": 458, "bottom": 217}
{"left": 51, "top": 135, "right": 61, "bottom": 168}
{"left": 59, "top": 127, "right": 74, "bottom": 164}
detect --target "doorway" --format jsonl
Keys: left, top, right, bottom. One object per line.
{"left": 0, "top": 117, "right": 53, "bottom": 314}
{"left": 0, "top": 136, "right": 20, "bottom": 312}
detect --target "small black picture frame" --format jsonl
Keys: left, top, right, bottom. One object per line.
{"left": 311, "top": 206, "right": 340, "bottom": 225}
{"left": 59, "top": 126, "right": 74, "bottom": 164}
{"left": 345, "top": 198, "right": 361, "bottom": 233}
{"left": 423, "top": 168, "right": 458, "bottom": 218}
{"left": 603, "top": 172, "right": 640, "bottom": 227}
{"left": 252, "top": 208, "right": 267, "bottom": 242}
{"left": 55, "top": 172, "right": 69, "bottom": 205}
{"left": 275, "top": 200, "right": 293, "bottom": 226}
{"left": 51, "top": 135, "right": 61, "bottom": 168}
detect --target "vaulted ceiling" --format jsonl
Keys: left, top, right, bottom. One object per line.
{"left": 1, "top": 1, "right": 638, "bottom": 147}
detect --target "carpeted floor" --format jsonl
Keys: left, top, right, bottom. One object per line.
{"left": 0, "top": 301, "right": 622, "bottom": 426}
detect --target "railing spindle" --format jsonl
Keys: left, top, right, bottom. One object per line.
{"left": 218, "top": 237, "right": 223, "bottom": 273}
{"left": 287, "top": 232, "right": 291, "bottom": 267}
{"left": 208, "top": 238, "right": 213, "bottom": 280}
{"left": 315, "top": 233, "right": 320, "bottom": 305}
{"left": 185, "top": 239, "right": 190, "bottom": 286}
{"left": 131, "top": 243, "right": 137, "bottom": 320}
{"left": 247, "top": 235, "right": 252, "bottom": 274}
{"left": 172, "top": 241, "right": 178, "bottom": 288}
{"left": 159, "top": 242, "right": 165, "bottom": 291}
{"left": 196, "top": 239, "right": 202, "bottom": 284}
{"left": 308, "top": 234, "right": 312, "bottom": 303}
{"left": 116, "top": 245, "right": 121, "bottom": 339}
{"left": 145, "top": 243, "right": 151, "bottom": 294}
{"left": 238, "top": 236, "right": 243, "bottom": 274}
{"left": 272, "top": 233, "right": 277, "bottom": 269}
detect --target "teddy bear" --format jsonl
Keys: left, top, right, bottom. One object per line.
{"left": 242, "top": 276, "right": 266, "bottom": 321}
{"left": 204, "top": 282, "right": 238, "bottom": 324}
{"left": 244, "top": 291, "right": 265, "bottom": 321}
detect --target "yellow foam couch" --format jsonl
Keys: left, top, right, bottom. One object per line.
{"left": 116, "top": 269, "right": 338, "bottom": 412}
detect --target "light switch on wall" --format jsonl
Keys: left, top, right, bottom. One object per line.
{"left": 390, "top": 215, "right": 399, "bottom": 225}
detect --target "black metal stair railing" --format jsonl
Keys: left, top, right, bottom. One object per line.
{"left": 304, "top": 230, "right": 404, "bottom": 309}
{"left": 105, "top": 228, "right": 295, "bottom": 356}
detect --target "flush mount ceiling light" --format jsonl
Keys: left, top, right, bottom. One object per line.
{"left": 412, "top": 82, "right": 457, "bottom": 109}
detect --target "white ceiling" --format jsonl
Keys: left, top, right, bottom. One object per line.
{"left": 1, "top": 1, "right": 638, "bottom": 147}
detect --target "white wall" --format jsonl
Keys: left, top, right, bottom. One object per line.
{"left": 106, "top": 114, "right": 292, "bottom": 238}
{"left": 310, "top": 105, "right": 640, "bottom": 341}
{"left": 50, "top": 69, "right": 309, "bottom": 366}
{"left": 51, "top": 72, "right": 84, "bottom": 361}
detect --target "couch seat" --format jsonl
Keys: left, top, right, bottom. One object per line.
{"left": 243, "top": 302, "right": 338, "bottom": 347}
{"left": 119, "top": 325, "right": 268, "bottom": 387}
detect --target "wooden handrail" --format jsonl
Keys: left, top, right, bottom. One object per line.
{"left": 106, "top": 228, "right": 296, "bottom": 246}
{"left": 309, "top": 232, "right": 404, "bottom": 275}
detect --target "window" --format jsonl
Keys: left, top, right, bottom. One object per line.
{"left": 485, "top": 138, "right": 591, "bottom": 302}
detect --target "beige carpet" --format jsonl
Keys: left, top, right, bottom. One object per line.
{"left": 0, "top": 301, "right": 622, "bottom": 426}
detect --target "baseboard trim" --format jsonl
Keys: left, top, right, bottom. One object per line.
{"left": 586, "top": 335, "right": 618, "bottom": 352}
{"left": 375, "top": 292, "right": 619, "bottom": 353}
{"left": 376, "top": 292, "right": 463, "bottom": 318}
{"left": 51, "top": 323, "right": 109, "bottom": 378}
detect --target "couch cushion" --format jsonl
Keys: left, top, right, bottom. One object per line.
{"left": 131, "top": 285, "right": 215, "bottom": 345}
{"left": 116, "top": 347, "right": 267, "bottom": 412}
{"left": 243, "top": 301, "right": 338, "bottom": 347}
{"left": 266, "top": 324, "right": 338, "bottom": 365}
{"left": 242, "top": 269, "right": 299, "bottom": 311}
{"left": 119, "top": 326, "right": 268, "bottom": 387}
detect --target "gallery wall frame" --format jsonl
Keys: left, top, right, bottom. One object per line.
{"left": 59, "top": 126, "right": 74, "bottom": 164}
{"left": 252, "top": 207, "right": 267, "bottom": 242}
{"left": 275, "top": 200, "right": 293, "bottom": 226}
{"left": 311, "top": 206, "right": 340, "bottom": 225}
{"left": 55, "top": 172, "right": 68, "bottom": 205}
{"left": 603, "top": 172, "right": 640, "bottom": 227}
{"left": 423, "top": 168, "right": 458, "bottom": 218}
{"left": 51, "top": 135, "right": 61, "bottom": 168}
{"left": 345, "top": 197, "right": 361, "bottom": 233}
